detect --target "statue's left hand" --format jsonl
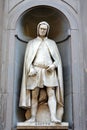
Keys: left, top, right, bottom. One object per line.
{"left": 46, "top": 63, "right": 56, "bottom": 72}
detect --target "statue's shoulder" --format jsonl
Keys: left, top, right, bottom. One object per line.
{"left": 47, "top": 38, "right": 56, "bottom": 44}
{"left": 27, "top": 38, "right": 37, "bottom": 46}
{"left": 28, "top": 38, "right": 36, "bottom": 43}
{"left": 46, "top": 38, "right": 58, "bottom": 50}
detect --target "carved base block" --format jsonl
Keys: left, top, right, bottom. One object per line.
{"left": 17, "top": 122, "right": 69, "bottom": 130}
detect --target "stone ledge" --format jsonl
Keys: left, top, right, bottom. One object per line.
{"left": 17, "top": 122, "right": 69, "bottom": 129}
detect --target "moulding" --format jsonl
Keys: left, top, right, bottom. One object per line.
{"left": 8, "top": 0, "right": 79, "bottom": 30}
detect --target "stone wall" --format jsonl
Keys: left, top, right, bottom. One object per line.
{"left": 0, "top": 0, "right": 87, "bottom": 130}
{"left": 0, "top": 1, "right": 6, "bottom": 130}
{"left": 79, "top": 0, "right": 87, "bottom": 129}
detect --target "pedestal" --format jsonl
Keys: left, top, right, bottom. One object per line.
{"left": 17, "top": 122, "right": 69, "bottom": 130}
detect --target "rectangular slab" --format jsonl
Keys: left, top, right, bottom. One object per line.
{"left": 17, "top": 122, "right": 69, "bottom": 130}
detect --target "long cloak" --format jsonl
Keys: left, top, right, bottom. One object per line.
{"left": 19, "top": 37, "right": 64, "bottom": 108}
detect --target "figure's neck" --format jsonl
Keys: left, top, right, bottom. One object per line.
{"left": 38, "top": 36, "right": 47, "bottom": 40}
{"left": 40, "top": 36, "right": 45, "bottom": 40}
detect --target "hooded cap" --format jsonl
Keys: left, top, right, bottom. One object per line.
{"left": 37, "top": 21, "right": 50, "bottom": 36}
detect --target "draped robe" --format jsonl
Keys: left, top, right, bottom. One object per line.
{"left": 19, "top": 37, "right": 64, "bottom": 109}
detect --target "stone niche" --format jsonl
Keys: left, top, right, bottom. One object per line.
{"left": 12, "top": 5, "right": 72, "bottom": 129}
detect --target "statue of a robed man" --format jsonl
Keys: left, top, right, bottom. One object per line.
{"left": 19, "top": 21, "right": 64, "bottom": 123}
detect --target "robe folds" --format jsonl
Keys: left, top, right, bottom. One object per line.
{"left": 19, "top": 37, "right": 64, "bottom": 108}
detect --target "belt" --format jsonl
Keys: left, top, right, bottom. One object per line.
{"left": 33, "top": 64, "right": 49, "bottom": 69}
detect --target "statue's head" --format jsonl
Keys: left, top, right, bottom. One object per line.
{"left": 37, "top": 21, "right": 50, "bottom": 37}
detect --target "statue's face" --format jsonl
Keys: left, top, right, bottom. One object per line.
{"left": 38, "top": 24, "right": 48, "bottom": 37}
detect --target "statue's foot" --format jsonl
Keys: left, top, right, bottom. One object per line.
{"left": 25, "top": 117, "right": 36, "bottom": 123}
{"left": 51, "top": 117, "right": 61, "bottom": 124}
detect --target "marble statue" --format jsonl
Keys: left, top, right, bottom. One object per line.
{"left": 19, "top": 21, "right": 64, "bottom": 124}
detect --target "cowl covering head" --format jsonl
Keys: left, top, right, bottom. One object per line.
{"left": 37, "top": 21, "right": 50, "bottom": 36}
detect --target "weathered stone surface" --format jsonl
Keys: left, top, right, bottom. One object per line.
{"left": 62, "top": 0, "right": 79, "bottom": 12}
{"left": 17, "top": 122, "right": 69, "bottom": 130}
{"left": 0, "top": 0, "right": 87, "bottom": 130}
{"left": 79, "top": 0, "right": 87, "bottom": 130}
{"left": 0, "top": 0, "right": 4, "bottom": 92}
{"left": 8, "top": 0, "right": 79, "bottom": 13}
{"left": 0, "top": 94, "right": 7, "bottom": 130}
{"left": 8, "top": 0, "right": 24, "bottom": 11}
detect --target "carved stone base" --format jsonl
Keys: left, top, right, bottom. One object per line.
{"left": 17, "top": 122, "right": 69, "bottom": 130}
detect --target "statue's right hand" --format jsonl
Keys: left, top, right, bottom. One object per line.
{"left": 28, "top": 68, "right": 37, "bottom": 76}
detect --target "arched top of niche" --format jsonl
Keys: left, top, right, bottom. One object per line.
{"left": 8, "top": 0, "right": 79, "bottom": 30}
{"left": 16, "top": 5, "right": 70, "bottom": 42}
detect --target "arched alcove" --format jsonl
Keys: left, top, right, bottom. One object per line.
{"left": 5, "top": 0, "right": 82, "bottom": 130}
{"left": 12, "top": 5, "right": 72, "bottom": 129}
{"left": 16, "top": 5, "right": 70, "bottom": 41}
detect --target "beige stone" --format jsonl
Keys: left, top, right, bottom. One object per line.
{"left": 17, "top": 122, "right": 69, "bottom": 129}
{"left": 0, "top": 0, "right": 86, "bottom": 130}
